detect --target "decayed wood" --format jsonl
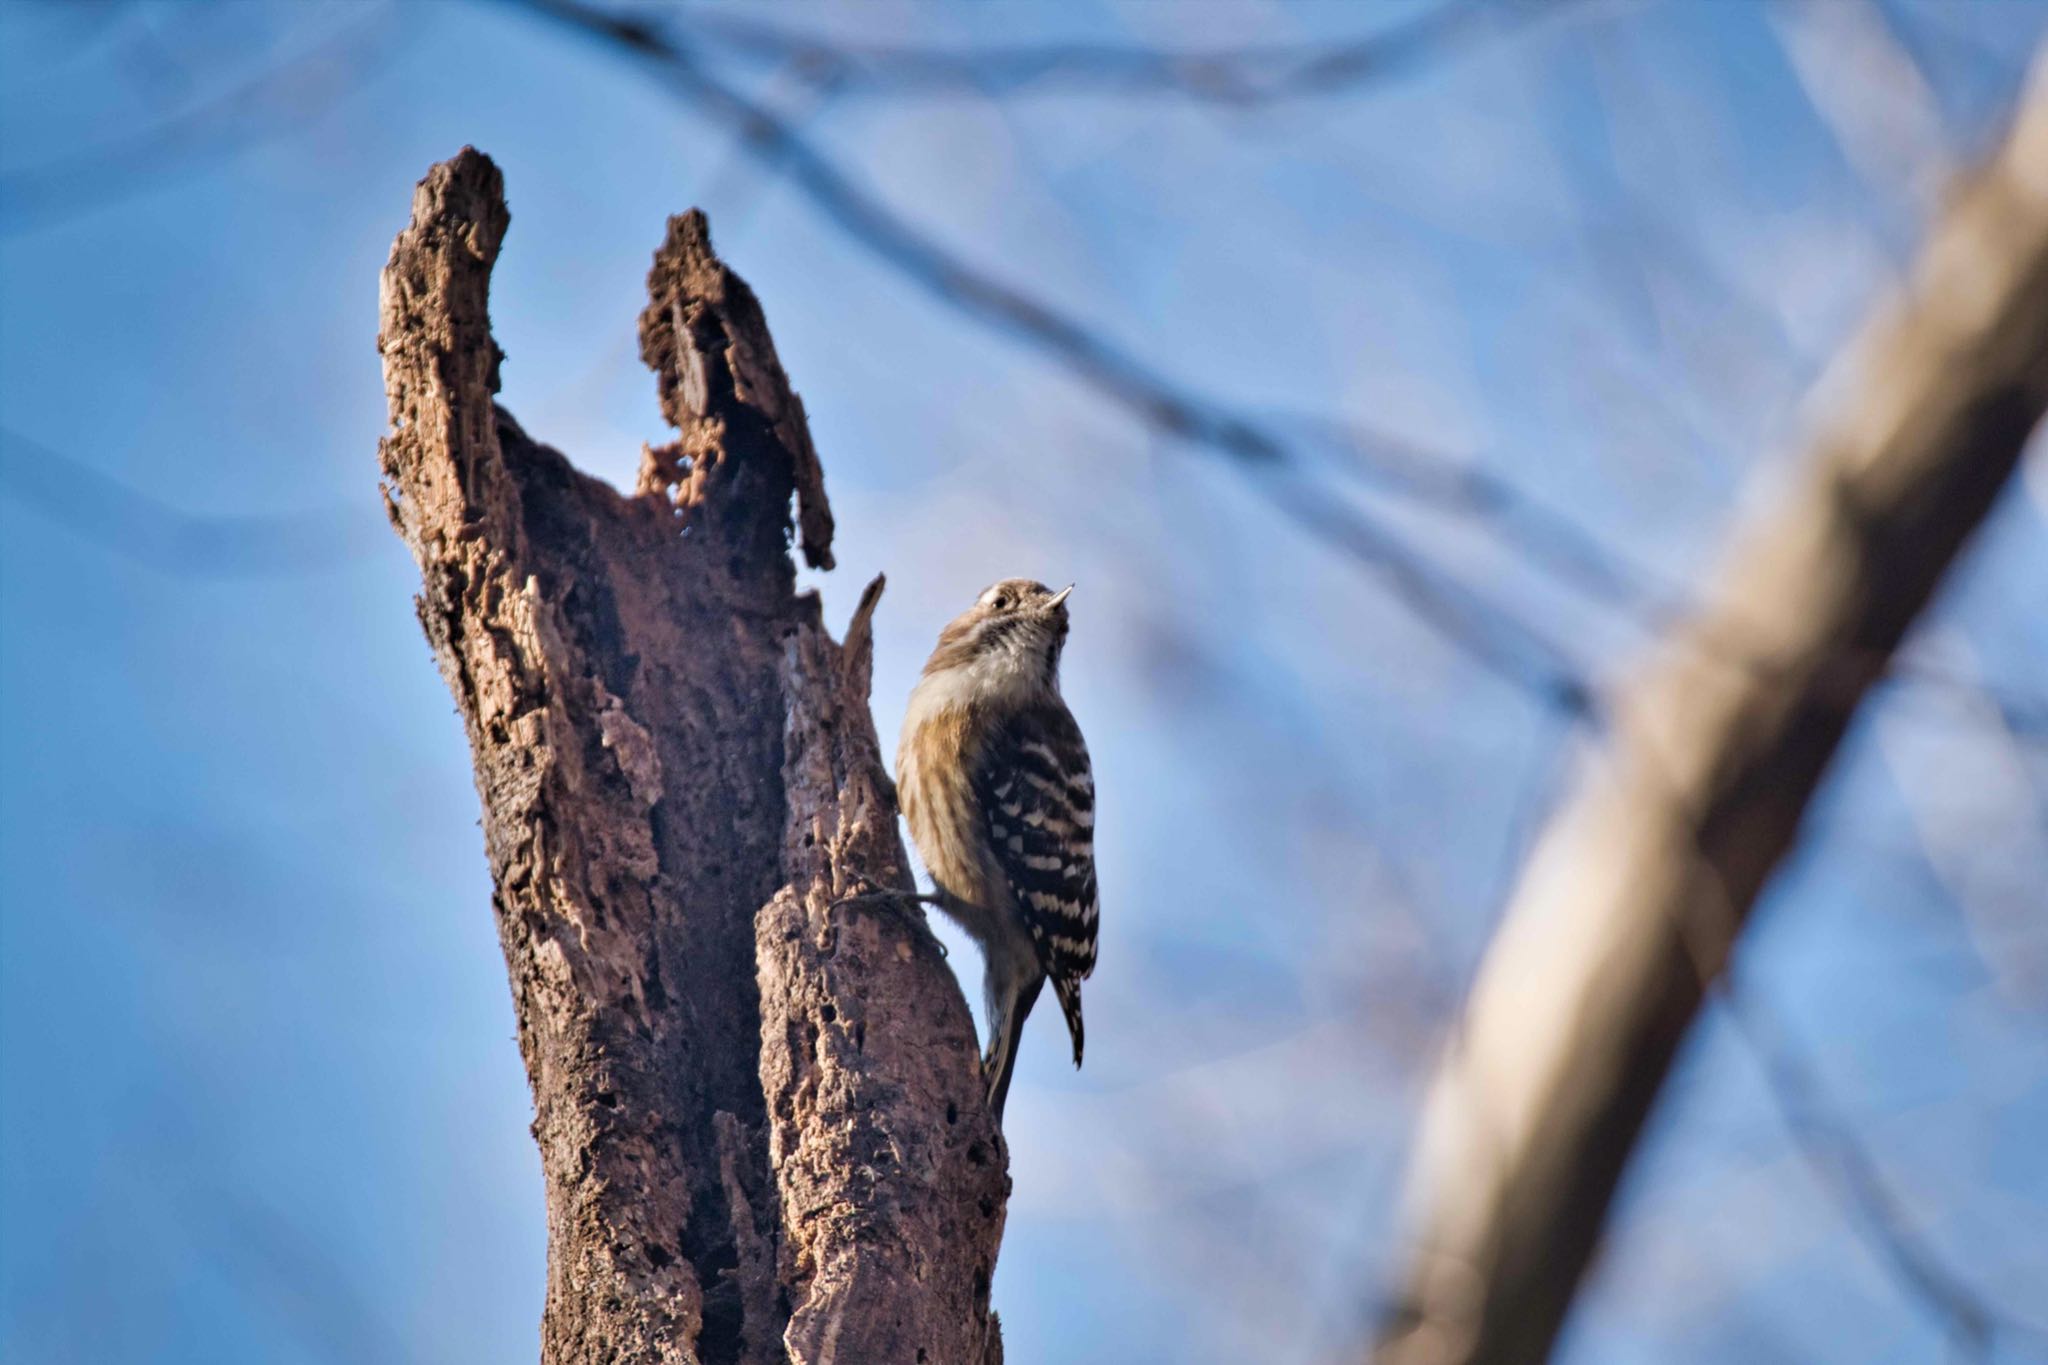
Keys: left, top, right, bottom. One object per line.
{"left": 377, "top": 147, "right": 1005, "bottom": 1365}
{"left": 1374, "top": 61, "right": 2048, "bottom": 1365}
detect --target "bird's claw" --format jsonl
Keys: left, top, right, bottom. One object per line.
{"left": 827, "top": 888, "right": 949, "bottom": 957}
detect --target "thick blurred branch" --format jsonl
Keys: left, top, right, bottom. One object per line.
{"left": 1376, "top": 56, "right": 2048, "bottom": 1365}
{"left": 376, "top": 149, "right": 1005, "bottom": 1365}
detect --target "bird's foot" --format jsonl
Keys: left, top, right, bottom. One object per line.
{"left": 827, "top": 888, "right": 950, "bottom": 957}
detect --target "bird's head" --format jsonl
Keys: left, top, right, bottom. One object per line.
{"left": 922, "top": 578, "right": 1075, "bottom": 698}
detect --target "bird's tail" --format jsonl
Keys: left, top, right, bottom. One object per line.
{"left": 984, "top": 974, "right": 1043, "bottom": 1125}
{"left": 1052, "top": 976, "right": 1084, "bottom": 1068}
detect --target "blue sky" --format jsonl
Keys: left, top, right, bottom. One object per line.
{"left": 4, "top": 3, "right": 2047, "bottom": 1363}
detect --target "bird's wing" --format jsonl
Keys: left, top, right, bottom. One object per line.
{"left": 970, "top": 702, "right": 1099, "bottom": 994}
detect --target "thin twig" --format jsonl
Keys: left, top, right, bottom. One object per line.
{"left": 0, "top": 5, "right": 401, "bottom": 235}
{"left": 688, "top": 0, "right": 1579, "bottom": 106}
{"left": 0, "top": 427, "right": 377, "bottom": 577}
{"left": 510, "top": 0, "right": 1609, "bottom": 714}
{"left": 505, "top": 0, "right": 2048, "bottom": 738}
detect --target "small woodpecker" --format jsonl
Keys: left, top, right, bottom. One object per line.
{"left": 896, "top": 578, "right": 1099, "bottom": 1123}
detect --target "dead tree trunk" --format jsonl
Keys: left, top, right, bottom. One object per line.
{"left": 1375, "top": 58, "right": 2048, "bottom": 1365}
{"left": 376, "top": 148, "right": 1007, "bottom": 1365}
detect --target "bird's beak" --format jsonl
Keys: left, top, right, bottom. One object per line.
{"left": 1045, "top": 584, "right": 1074, "bottom": 610}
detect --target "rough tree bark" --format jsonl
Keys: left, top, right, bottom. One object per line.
{"left": 377, "top": 148, "right": 1008, "bottom": 1365}
{"left": 1375, "top": 57, "right": 2048, "bottom": 1365}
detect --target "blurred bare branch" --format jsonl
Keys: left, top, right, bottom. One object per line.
{"left": 0, "top": 5, "right": 399, "bottom": 235}
{"left": 1254, "top": 467, "right": 1595, "bottom": 714}
{"left": 1772, "top": 0, "right": 1950, "bottom": 222}
{"left": 5, "top": 0, "right": 132, "bottom": 67}
{"left": 192, "top": 1183, "right": 424, "bottom": 1365}
{"left": 1878, "top": 648, "right": 2048, "bottom": 1002}
{"left": 0, "top": 427, "right": 378, "bottom": 576}
{"left": 687, "top": 1, "right": 1580, "bottom": 106}
{"left": 1720, "top": 986, "right": 2048, "bottom": 1362}
{"left": 511, "top": 0, "right": 1627, "bottom": 713}
{"left": 1294, "top": 412, "right": 1677, "bottom": 621}
{"left": 506, "top": 0, "right": 2048, "bottom": 741}
{"left": 1375, "top": 55, "right": 2048, "bottom": 1365}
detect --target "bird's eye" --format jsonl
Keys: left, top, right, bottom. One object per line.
{"left": 990, "top": 592, "right": 1011, "bottom": 610}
